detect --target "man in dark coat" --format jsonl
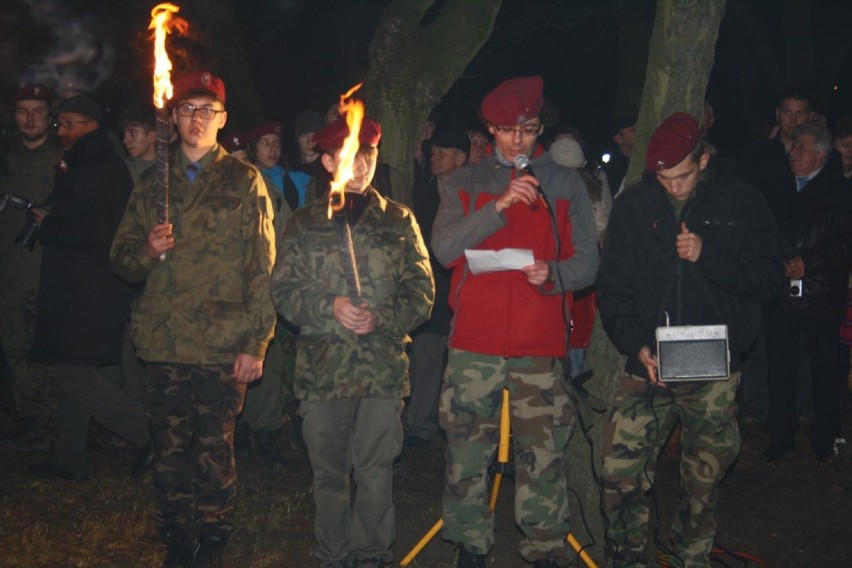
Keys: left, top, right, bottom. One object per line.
{"left": 761, "top": 122, "right": 852, "bottom": 463}
{"left": 27, "top": 95, "right": 150, "bottom": 481}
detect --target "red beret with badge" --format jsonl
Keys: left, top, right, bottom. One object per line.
{"left": 314, "top": 116, "right": 382, "bottom": 152}
{"left": 172, "top": 71, "right": 226, "bottom": 105}
{"left": 10, "top": 83, "right": 53, "bottom": 109}
{"left": 646, "top": 112, "right": 701, "bottom": 172}
{"left": 480, "top": 76, "right": 544, "bottom": 126}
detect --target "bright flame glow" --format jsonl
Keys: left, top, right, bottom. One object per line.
{"left": 149, "top": 3, "right": 188, "bottom": 109}
{"left": 328, "top": 82, "right": 365, "bottom": 219}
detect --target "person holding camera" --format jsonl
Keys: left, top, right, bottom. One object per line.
{"left": 761, "top": 122, "right": 852, "bottom": 464}
{"left": 597, "top": 112, "right": 784, "bottom": 567}
{"left": 26, "top": 95, "right": 150, "bottom": 482}
{"left": 0, "top": 83, "right": 63, "bottom": 451}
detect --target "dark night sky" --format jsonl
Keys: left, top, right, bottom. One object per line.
{"left": 2, "top": 0, "right": 852, "bottom": 160}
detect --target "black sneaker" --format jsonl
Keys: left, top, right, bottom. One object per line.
{"left": 457, "top": 545, "right": 486, "bottom": 568}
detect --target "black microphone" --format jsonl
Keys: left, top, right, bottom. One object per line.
{"left": 513, "top": 154, "right": 549, "bottom": 210}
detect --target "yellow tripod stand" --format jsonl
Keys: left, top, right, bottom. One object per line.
{"left": 399, "top": 387, "right": 598, "bottom": 567}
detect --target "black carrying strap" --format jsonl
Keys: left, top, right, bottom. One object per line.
{"left": 656, "top": 258, "right": 725, "bottom": 327}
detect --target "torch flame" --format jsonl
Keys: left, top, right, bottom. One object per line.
{"left": 149, "top": 3, "right": 188, "bottom": 109}
{"left": 327, "top": 82, "right": 365, "bottom": 219}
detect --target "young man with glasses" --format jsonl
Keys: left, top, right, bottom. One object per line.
{"left": 112, "top": 71, "right": 276, "bottom": 567}
{"left": 431, "top": 76, "right": 599, "bottom": 568}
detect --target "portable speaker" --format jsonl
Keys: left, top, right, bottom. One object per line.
{"left": 655, "top": 325, "right": 730, "bottom": 381}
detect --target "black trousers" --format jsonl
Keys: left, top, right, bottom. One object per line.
{"left": 763, "top": 307, "right": 843, "bottom": 459}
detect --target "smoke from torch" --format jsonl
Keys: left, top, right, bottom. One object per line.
{"left": 149, "top": 3, "right": 187, "bottom": 260}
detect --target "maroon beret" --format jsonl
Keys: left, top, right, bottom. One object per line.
{"left": 242, "top": 120, "right": 283, "bottom": 144}
{"left": 481, "top": 76, "right": 544, "bottom": 126}
{"left": 646, "top": 112, "right": 700, "bottom": 171}
{"left": 314, "top": 116, "right": 382, "bottom": 152}
{"left": 11, "top": 83, "right": 52, "bottom": 108}
{"left": 172, "top": 71, "right": 226, "bottom": 105}
{"left": 221, "top": 133, "right": 244, "bottom": 153}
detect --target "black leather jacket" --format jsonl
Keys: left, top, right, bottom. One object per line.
{"left": 763, "top": 157, "right": 852, "bottom": 318}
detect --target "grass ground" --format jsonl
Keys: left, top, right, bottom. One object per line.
{"left": 1, "top": 407, "right": 849, "bottom": 567}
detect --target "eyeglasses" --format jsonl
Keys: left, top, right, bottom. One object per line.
{"left": 494, "top": 124, "right": 541, "bottom": 137}
{"left": 54, "top": 120, "right": 92, "bottom": 130}
{"left": 176, "top": 104, "right": 225, "bottom": 120}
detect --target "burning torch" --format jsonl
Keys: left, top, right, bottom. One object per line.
{"left": 149, "top": 3, "right": 187, "bottom": 260}
{"left": 327, "top": 83, "right": 365, "bottom": 305}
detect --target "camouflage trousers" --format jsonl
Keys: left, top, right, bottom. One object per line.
{"left": 439, "top": 349, "right": 574, "bottom": 563}
{"left": 0, "top": 291, "right": 56, "bottom": 419}
{"left": 145, "top": 362, "right": 246, "bottom": 537}
{"left": 601, "top": 373, "right": 741, "bottom": 568}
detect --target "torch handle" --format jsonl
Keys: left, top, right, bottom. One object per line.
{"left": 155, "top": 107, "right": 170, "bottom": 261}
{"left": 335, "top": 213, "right": 362, "bottom": 305}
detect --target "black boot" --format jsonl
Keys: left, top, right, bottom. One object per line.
{"left": 457, "top": 544, "right": 486, "bottom": 568}
{"left": 195, "top": 528, "right": 229, "bottom": 568}
{"left": 254, "top": 429, "right": 286, "bottom": 473}
{"left": 160, "top": 525, "right": 197, "bottom": 568}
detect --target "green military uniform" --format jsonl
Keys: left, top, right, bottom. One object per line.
{"left": 111, "top": 145, "right": 276, "bottom": 542}
{"left": 0, "top": 134, "right": 62, "bottom": 428}
{"left": 271, "top": 188, "right": 434, "bottom": 566}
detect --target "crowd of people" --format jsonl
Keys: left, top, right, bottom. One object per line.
{"left": 0, "top": 67, "right": 850, "bottom": 568}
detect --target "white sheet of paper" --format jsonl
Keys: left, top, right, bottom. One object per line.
{"left": 464, "top": 248, "right": 535, "bottom": 275}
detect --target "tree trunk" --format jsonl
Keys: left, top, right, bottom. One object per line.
{"left": 362, "top": 0, "right": 502, "bottom": 186}
{"left": 624, "top": 0, "right": 727, "bottom": 188}
{"left": 574, "top": 2, "right": 726, "bottom": 563}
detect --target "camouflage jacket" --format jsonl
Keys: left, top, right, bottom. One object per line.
{"left": 271, "top": 189, "right": 434, "bottom": 400}
{"left": 111, "top": 146, "right": 276, "bottom": 364}
{"left": 0, "top": 135, "right": 62, "bottom": 294}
